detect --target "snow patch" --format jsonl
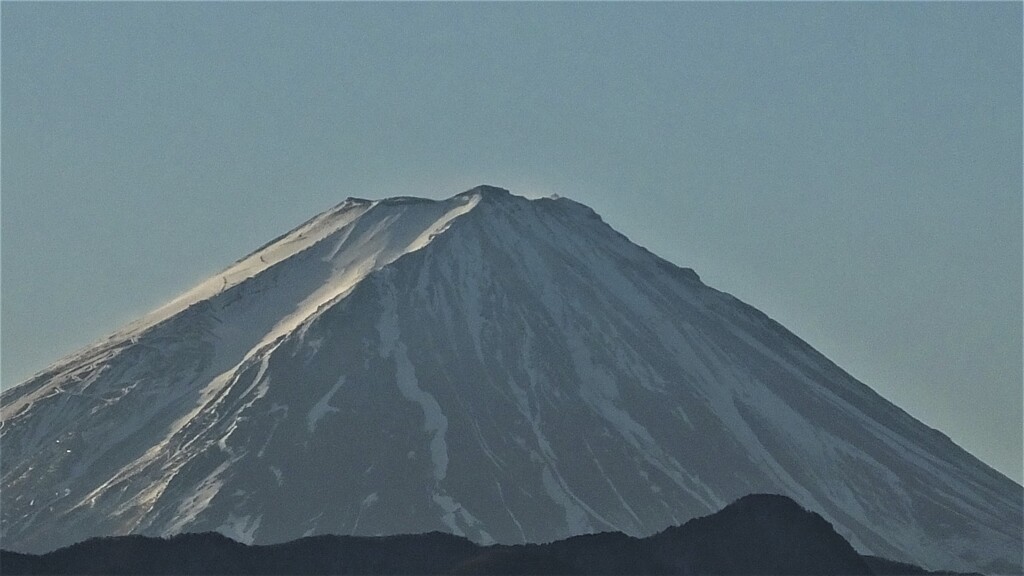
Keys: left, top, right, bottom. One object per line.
{"left": 218, "top": 513, "right": 262, "bottom": 544}
{"left": 306, "top": 375, "right": 345, "bottom": 434}
{"left": 541, "top": 467, "right": 593, "bottom": 534}
{"left": 351, "top": 492, "right": 379, "bottom": 533}
{"left": 432, "top": 492, "right": 495, "bottom": 545}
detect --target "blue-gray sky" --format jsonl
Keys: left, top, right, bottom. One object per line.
{"left": 2, "top": 3, "right": 1020, "bottom": 483}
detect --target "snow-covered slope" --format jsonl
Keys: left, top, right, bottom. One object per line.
{"left": 2, "top": 186, "right": 1020, "bottom": 573}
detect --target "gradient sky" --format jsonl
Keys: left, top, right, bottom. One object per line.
{"left": 2, "top": 3, "right": 1020, "bottom": 483}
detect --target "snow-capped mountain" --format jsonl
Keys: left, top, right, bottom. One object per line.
{"left": 2, "top": 186, "right": 1020, "bottom": 573}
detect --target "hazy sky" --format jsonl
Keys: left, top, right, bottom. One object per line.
{"left": 2, "top": 3, "right": 1020, "bottom": 483}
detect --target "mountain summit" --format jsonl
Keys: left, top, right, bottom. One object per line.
{"left": 2, "top": 187, "right": 1020, "bottom": 573}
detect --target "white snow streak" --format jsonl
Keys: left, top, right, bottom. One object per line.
{"left": 306, "top": 376, "right": 345, "bottom": 434}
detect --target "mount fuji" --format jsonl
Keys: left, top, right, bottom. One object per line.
{"left": 2, "top": 186, "right": 1020, "bottom": 573}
